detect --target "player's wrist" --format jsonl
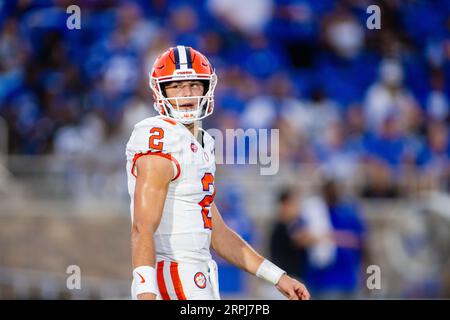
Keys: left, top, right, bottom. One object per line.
{"left": 256, "top": 259, "right": 286, "bottom": 286}
{"left": 131, "top": 266, "right": 158, "bottom": 300}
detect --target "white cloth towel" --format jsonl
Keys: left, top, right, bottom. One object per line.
{"left": 301, "top": 196, "right": 336, "bottom": 268}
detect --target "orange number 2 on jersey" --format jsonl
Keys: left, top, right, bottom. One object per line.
{"left": 149, "top": 127, "right": 164, "bottom": 151}
{"left": 199, "top": 173, "right": 215, "bottom": 230}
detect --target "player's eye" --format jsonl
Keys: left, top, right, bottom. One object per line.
{"left": 190, "top": 82, "right": 203, "bottom": 89}
{"left": 166, "top": 84, "right": 181, "bottom": 90}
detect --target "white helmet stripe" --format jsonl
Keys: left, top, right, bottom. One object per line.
{"left": 177, "top": 45, "right": 188, "bottom": 70}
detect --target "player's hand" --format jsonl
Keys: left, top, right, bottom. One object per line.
{"left": 275, "top": 274, "right": 310, "bottom": 300}
{"left": 137, "top": 293, "right": 157, "bottom": 300}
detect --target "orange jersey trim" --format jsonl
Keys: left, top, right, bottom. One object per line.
{"left": 170, "top": 262, "right": 187, "bottom": 300}
{"left": 160, "top": 117, "right": 177, "bottom": 125}
{"left": 131, "top": 151, "right": 181, "bottom": 181}
{"left": 157, "top": 261, "right": 170, "bottom": 300}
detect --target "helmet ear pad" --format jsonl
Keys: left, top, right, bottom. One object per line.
{"left": 160, "top": 83, "right": 168, "bottom": 98}
{"left": 199, "top": 80, "right": 209, "bottom": 95}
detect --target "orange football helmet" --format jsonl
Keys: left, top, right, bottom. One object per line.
{"left": 149, "top": 45, "right": 217, "bottom": 123}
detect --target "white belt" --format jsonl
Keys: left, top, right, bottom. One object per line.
{"left": 207, "top": 260, "right": 221, "bottom": 300}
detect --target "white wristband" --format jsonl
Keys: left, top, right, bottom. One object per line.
{"left": 131, "top": 266, "right": 157, "bottom": 299}
{"left": 256, "top": 259, "right": 286, "bottom": 286}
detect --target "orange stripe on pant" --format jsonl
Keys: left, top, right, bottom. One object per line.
{"left": 157, "top": 261, "right": 170, "bottom": 300}
{"left": 170, "top": 262, "right": 187, "bottom": 300}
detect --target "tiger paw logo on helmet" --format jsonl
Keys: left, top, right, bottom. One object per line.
{"left": 149, "top": 45, "right": 217, "bottom": 124}
{"left": 194, "top": 272, "right": 207, "bottom": 289}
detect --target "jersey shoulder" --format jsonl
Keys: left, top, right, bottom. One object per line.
{"left": 127, "top": 116, "right": 184, "bottom": 156}
{"left": 134, "top": 115, "right": 180, "bottom": 132}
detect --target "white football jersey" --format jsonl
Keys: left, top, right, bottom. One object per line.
{"left": 126, "top": 115, "right": 216, "bottom": 263}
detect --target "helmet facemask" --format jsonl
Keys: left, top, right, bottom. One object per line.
{"left": 150, "top": 73, "right": 217, "bottom": 124}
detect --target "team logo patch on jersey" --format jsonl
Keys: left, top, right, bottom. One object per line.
{"left": 194, "top": 272, "right": 207, "bottom": 289}
{"left": 190, "top": 142, "right": 198, "bottom": 153}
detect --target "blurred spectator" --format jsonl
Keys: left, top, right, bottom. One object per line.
{"left": 426, "top": 69, "right": 449, "bottom": 122}
{"left": 120, "top": 98, "right": 154, "bottom": 135}
{"left": 276, "top": 116, "right": 316, "bottom": 165}
{"left": 269, "top": 187, "right": 307, "bottom": 281}
{"left": 234, "top": 33, "right": 288, "bottom": 80}
{"left": 360, "top": 112, "right": 410, "bottom": 198}
{"left": 322, "top": 3, "right": 364, "bottom": 60}
{"left": 302, "top": 87, "right": 340, "bottom": 141}
{"left": 242, "top": 72, "right": 301, "bottom": 129}
{"left": 416, "top": 120, "right": 450, "bottom": 192}
{"left": 54, "top": 112, "right": 105, "bottom": 157}
{"left": 292, "top": 178, "right": 367, "bottom": 299}
{"left": 364, "top": 59, "right": 421, "bottom": 133}
{"left": 315, "top": 2, "right": 377, "bottom": 106}
{"left": 207, "top": 0, "right": 273, "bottom": 36}
{"left": 266, "top": 0, "right": 324, "bottom": 50}
{"left": 364, "top": 112, "right": 410, "bottom": 169}
{"left": 116, "top": 2, "right": 159, "bottom": 52}
{"left": 345, "top": 103, "right": 367, "bottom": 144}
{"left": 0, "top": 18, "right": 30, "bottom": 104}
{"left": 360, "top": 159, "right": 401, "bottom": 199}
{"left": 314, "top": 119, "right": 361, "bottom": 181}
{"left": 169, "top": 4, "right": 201, "bottom": 47}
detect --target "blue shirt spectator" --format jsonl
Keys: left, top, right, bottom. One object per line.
{"left": 303, "top": 201, "right": 366, "bottom": 297}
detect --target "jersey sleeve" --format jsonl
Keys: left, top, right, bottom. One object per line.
{"left": 126, "top": 118, "right": 182, "bottom": 181}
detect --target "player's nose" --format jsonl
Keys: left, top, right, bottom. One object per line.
{"left": 180, "top": 84, "right": 194, "bottom": 97}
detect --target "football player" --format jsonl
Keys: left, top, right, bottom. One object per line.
{"left": 126, "top": 45, "right": 310, "bottom": 300}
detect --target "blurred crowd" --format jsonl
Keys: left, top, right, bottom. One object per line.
{"left": 0, "top": 0, "right": 449, "bottom": 197}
